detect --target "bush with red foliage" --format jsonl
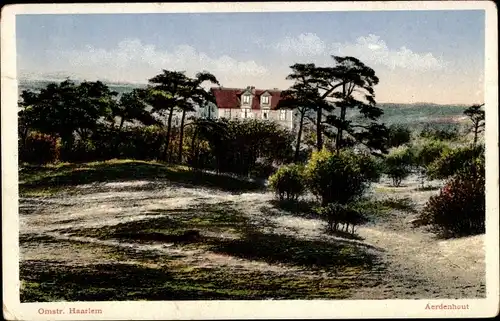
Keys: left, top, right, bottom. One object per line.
{"left": 20, "top": 132, "right": 60, "bottom": 164}
{"left": 419, "top": 162, "right": 485, "bottom": 238}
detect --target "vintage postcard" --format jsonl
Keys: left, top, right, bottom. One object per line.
{"left": 2, "top": 1, "right": 499, "bottom": 320}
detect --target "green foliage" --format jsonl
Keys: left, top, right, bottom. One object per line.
{"left": 415, "top": 140, "right": 450, "bottom": 166}
{"left": 463, "top": 104, "right": 485, "bottom": 146}
{"left": 112, "top": 89, "right": 159, "bottom": 129}
{"left": 60, "top": 125, "right": 166, "bottom": 162}
{"left": 268, "top": 164, "right": 306, "bottom": 201}
{"left": 142, "top": 70, "right": 220, "bottom": 162}
{"left": 249, "top": 161, "right": 276, "bottom": 180}
{"left": 19, "top": 79, "right": 118, "bottom": 148}
{"left": 386, "top": 124, "right": 412, "bottom": 148}
{"left": 19, "top": 132, "right": 60, "bottom": 164}
{"left": 116, "top": 126, "right": 166, "bottom": 161}
{"left": 194, "top": 118, "right": 294, "bottom": 177}
{"left": 427, "top": 144, "right": 485, "bottom": 180}
{"left": 419, "top": 123, "right": 460, "bottom": 141}
{"left": 383, "top": 146, "right": 414, "bottom": 186}
{"left": 356, "top": 152, "right": 383, "bottom": 183}
{"left": 419, "top": 166, "right": 485, "bottom": 238}
{"left": 304, "top": 149, "right": 373, "bottom": 205}
{"left": 315, "top": 203, "right": 367, "bottom": 233}
{"left": 282, "top": 56, "right": 388, "bottom": 153}
{"left": 411, "top": 140, "right": 450, "bottom": 182}
{"left": 70, "top": 139, "right": 97, "bottom": 163}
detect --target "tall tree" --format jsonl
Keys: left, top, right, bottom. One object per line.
{"left": 18, "top": 79, "right": 117, "bottom": 152}
{"left": 283, "top": 56, "right": 388, "bottom": 154}
{"left": 112, "top": 88, "right": 159, "bottom": 131}
{"left": 176, "top": 72, "right": 219, "bottom": 164}
{"left": 141, "top": 71, "right": 188, "bottom": 161}
{"left": 464, "top": 103, "right": 485, "bottom": 148}
{"left": 283, "top": 63, "right": 333, "bottom": 151}
{"left": 279, "top": 82, "right": 320, "bottom": 161}
{"left": 142, "top": 70, "right": 219, "bottom": 163}
{"left": 321, "top": 56, "right": 383, "bottom": 152}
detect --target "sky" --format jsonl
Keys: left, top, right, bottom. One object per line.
{"left": 16, "top": 10, "right": 485, "bottom": 104}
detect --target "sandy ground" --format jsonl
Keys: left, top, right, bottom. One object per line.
{"left": 19, "top": 176, "right": 485, "bottom": 299}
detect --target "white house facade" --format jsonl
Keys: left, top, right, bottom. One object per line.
{"left": 210, "top": 86, "right": 294, "bottom": 130}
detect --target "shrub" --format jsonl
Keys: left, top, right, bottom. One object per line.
{"left": 419, "top": 124, "right": 460, "bottom": 141}
{"left": 427, "top": 144, "right": 485, "bottom": 180}
{"left": 357, "top": 152, "right": 384, "bottom": 183}
{"left": 304, "top": 149, "right": 372, "bottom": 205}
{"left": 19, "top": 132, "right": 60, "bottom": 164}
{"left": 202, "top": 119, "right": 294, "bottom": 176}
{"left": 383, "top": 147, "right": 414, "bottom": 186}
{"left": 250, "top": 161, "right": 276, "bottom": 179}
{"left": 315, "top": 203, "right": 367, "bottom": 234}
{"left": 268, "top": 164, "right": 306, "bottom": 201}
{"left": 386, "top": 124, "right": 412, "bottom": 148}
{"left": 411, "top": 140, "right": 450, "bottom": 184}
{"left": 419, "top": 166, "right": 485, "bottom": 238}
{"left": 117, "top": 125, "right": 165, "bottom": 161}
{"left": 69, "top": 139, "right": 97, "bottom": 162}
{"left": 415, "top": 140, "right": 450, "bottom": 167}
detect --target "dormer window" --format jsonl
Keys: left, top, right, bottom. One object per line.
{"left": 262, "top": 96, "right": 269, "bottom": 105}
{"left": 242, "top": 94, "right": 251, "bottom": 105}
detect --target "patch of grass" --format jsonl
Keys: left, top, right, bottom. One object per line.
{"left": 416, "top": 185, "right": 441, "bottom": 191}
{"left": 20, "top": 259, "right": 356, "bottom": 302}
{"left": 268, "top": 199, "right": 319, "bottom": 219}
{"left": 351, "top": 198, "right": 392, "bottom": 222}
{"left": 19, "top": 159, "right": 264, "bottom": 194}
{"left": 20, "top": 233, "right": 170, "bottom": 263}
{"left": 352, "top": 196, "right": 417, "bottom": 222}
{"left": 19, "top": 234, "right": 62, "bottom": 244}
{"left": 208, "top": 231, "right": 377, "bottom": 270}
{"left": 57, "top": 203, "right": 251, "bottom": 246}
{"left": 379, "top": 197, "right": 418, "bottom": 213}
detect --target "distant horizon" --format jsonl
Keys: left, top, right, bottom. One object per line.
{"left": 17, "top": 75, "right": 479, "bottom": 107}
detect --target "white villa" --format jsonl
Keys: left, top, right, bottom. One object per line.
{"left": 210, "top": 86, "right": 295, "bottom": 130}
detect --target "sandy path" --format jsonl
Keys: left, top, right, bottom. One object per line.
{"left": 19, "top": 179, "right": 485, "bottom": 299}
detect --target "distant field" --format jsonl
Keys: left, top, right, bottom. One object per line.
{"left": 375, "top": 103, "right": 469, "bottom": 130}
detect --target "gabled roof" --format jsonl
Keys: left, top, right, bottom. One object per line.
{"left": 211, "top": 87, "right": 283, "bottom": 110}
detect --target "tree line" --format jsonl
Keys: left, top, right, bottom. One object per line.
{"left": 19, "top": 55, "right": 393, "bottom": 169}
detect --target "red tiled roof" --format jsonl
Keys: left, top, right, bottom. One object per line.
{"left": 211, "top": 87, "right": 283, "bottom": 110}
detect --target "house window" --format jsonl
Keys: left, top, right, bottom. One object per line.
{"left": 224, "top": 110, "right": 231, "bottom": 118}
{"left": 242, "top": 109, "right": 254, "bottom": 119}
{"left": 279, "top": 110, "right": 287, "bottom": 121}
{"left": 261, "top": 96, "right": 269, "bottom": 105}
{"left": 262, "top": 111, "right": 269, "bottom": 120}
{"left": 242, "top": 95, "right": 250, "bottom": 105}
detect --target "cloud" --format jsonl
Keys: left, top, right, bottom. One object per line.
{"left": 273, "top": 33, "right": 447, "bottom": 71}
{"left": 43, "top": 38, "right": 269, "bottom": 85}
{"left": 273, "top": 33, "right": 327, "bottom": 56}
{"left": 331, "top": 34, "right": 448, "bottom": 71}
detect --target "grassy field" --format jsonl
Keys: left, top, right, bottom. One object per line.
{"left": 19, "top": 159, "right": 263, "bottom": 196}
{"left": 19, "top": 160, "right": 383, "bottom": 301}
{"left": 18, "top": 158, "right": 485, "bottom": 301}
